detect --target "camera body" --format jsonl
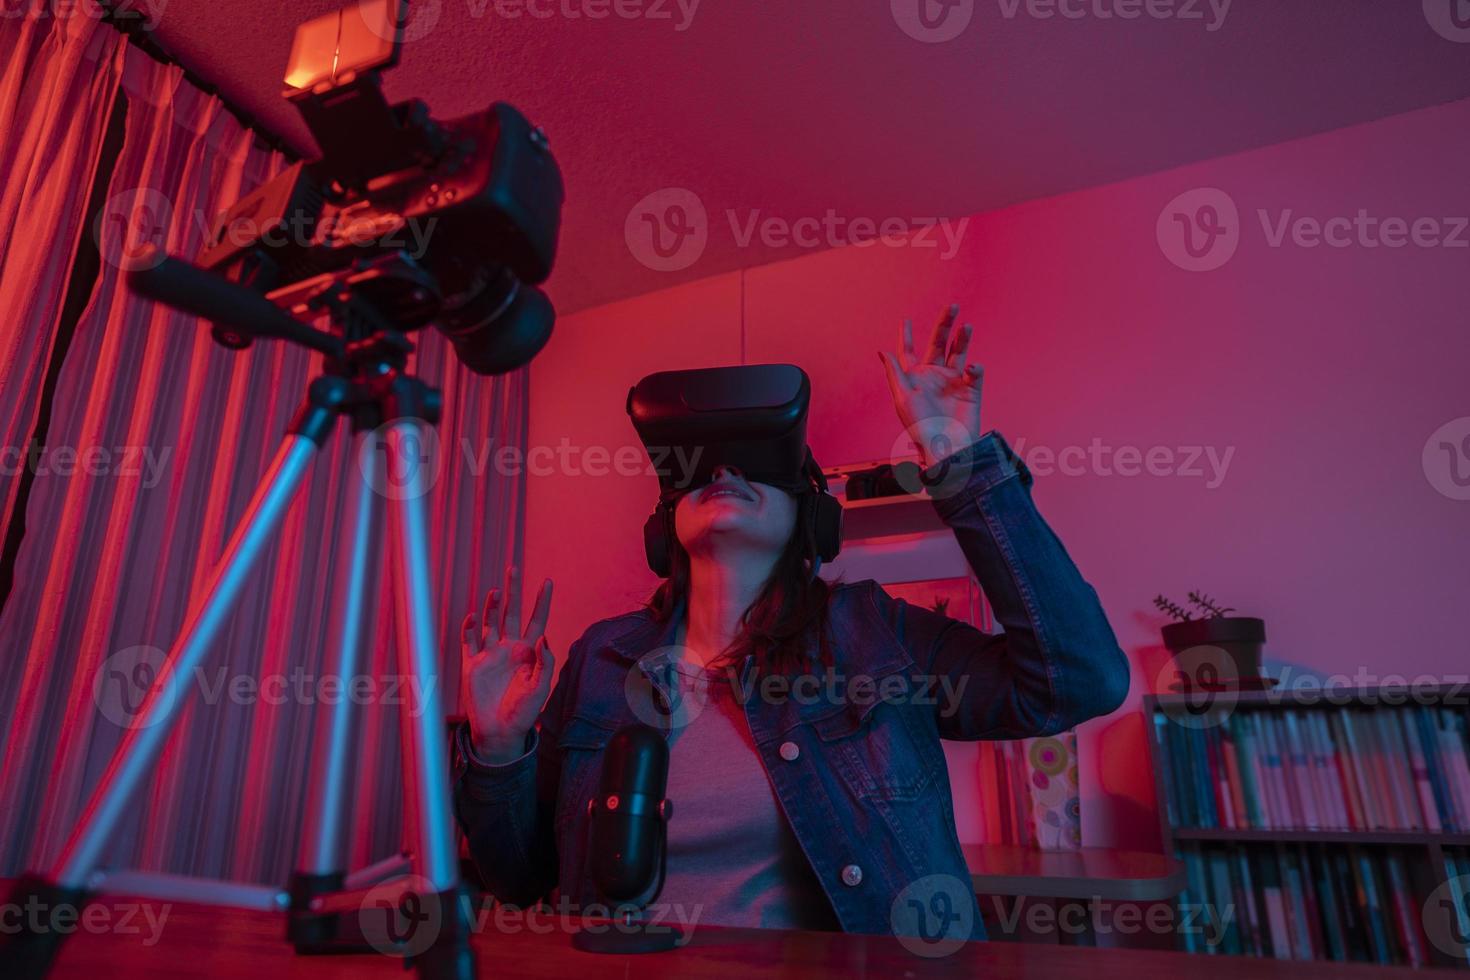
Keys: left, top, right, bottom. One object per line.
{"left": 196, "top": 0, "right": 564, "bottom": 375}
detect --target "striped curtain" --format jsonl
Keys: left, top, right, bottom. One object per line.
{"left": 0, "top": 18, "right": 526, "bottom": 885}
{"left": 0, "top": 14, "right": 126, "bottom": 536}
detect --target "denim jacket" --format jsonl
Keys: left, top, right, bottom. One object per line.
{"left": 452, "top": 432, "right": 1130, "bottom": 938}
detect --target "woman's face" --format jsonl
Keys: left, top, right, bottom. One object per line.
{"left": 673, "top": 464, "right": 798, "bottom": 561}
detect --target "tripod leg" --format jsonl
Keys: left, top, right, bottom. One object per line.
{"left": 383, "top": 418, "right": 475, "bottom": 980}
{"left": 57, "top": 430, "right": 323, "bottom": 885}
{"left": 0, "top": 411, "right": 331, "bottom": 978}
{"left": 288, "top": 428, "right": 384, "bottom": 952}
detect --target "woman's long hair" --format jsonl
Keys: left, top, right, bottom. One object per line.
{"left": 646, "top": 492, "right": 835, "bottom": 676}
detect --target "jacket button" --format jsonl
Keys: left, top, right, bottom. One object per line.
{"left": 841, "top": 864, "right": 863, "bottom": 887}
{"left": 779, "top": 741, "right": 800, "bottom": 762}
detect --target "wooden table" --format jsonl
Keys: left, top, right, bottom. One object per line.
{"left": 964, "top": 844, "right": 1186, "bottom": 901}
{"left": 33, "top": 889, "right": 1424, "bottom": 979}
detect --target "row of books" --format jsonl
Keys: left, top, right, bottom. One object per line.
{"left": 1155, "top": 705, "right": 1470, "bottom": 831}
{"left": 1179, "top": 845, "right": 1437, "bottom": 965}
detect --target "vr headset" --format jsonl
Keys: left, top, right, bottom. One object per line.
{"left": 626, "top": 364, "right": 843, "bottom": 577}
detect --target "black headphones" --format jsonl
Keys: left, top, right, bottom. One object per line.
{"left": 641, "top": 448, "right": 843, "bottom": 578}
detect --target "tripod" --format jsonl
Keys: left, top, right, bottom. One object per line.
{"left": 3, "top": 252, "right": 478, "bottom": 979}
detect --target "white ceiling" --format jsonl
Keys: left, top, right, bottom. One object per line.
{"left": 144, "top": 0, "right": 1470, "bottom": 314}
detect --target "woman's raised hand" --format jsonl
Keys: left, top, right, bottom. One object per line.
{"left": 879, "top": 303, "right": 984, "bottom": 469}
{"left": 460, "top": 565, "right": 554, "bottom": 763}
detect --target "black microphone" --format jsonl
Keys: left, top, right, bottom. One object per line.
{"left": 573, "top": 723, "right": 682, "bottom": 953}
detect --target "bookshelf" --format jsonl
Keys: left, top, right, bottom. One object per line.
{"left": 1145, "top": 683, "right": 1470, "bottom": 969}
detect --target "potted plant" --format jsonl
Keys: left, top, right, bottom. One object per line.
{"left": 1152, "top": 592, "right": 1268, "bottom": 690}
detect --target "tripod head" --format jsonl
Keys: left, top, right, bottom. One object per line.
{"left": 125, "top": 245, "right": 441, "bottom": 435}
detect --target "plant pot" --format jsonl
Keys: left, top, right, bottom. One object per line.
{"left": 1160, "top": 617, "right": 1266, "bottom": 690}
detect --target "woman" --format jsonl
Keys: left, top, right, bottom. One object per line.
{"left": 453, "top": 305, "right": 1130, "bottom": 940}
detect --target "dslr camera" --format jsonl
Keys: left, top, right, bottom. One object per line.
{"left": 196, "top": 0, "right": 563, "bottom": 375}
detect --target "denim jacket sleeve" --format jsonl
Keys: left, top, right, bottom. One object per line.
{"left": 451, "top": 638, "right": 579, "bottom": 907}
{"left": 874, "top": 430, "right": 1130, "bottom": 739}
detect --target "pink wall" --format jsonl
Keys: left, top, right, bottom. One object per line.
{"left": 526, "top": 97, "right": 1470, "bottom": 850}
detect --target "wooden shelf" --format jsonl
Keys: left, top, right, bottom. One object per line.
{"left": 837, "top": 493, "right": 927, "bottom": 511}
{"left": 1150, "top": 683, "right": 1470, "bottom": 710}
{"left": 1172, "top": 827, "right": 1470, "bottom": 847}
{"left": 963, "top": 843, "right": 1185, "bottom": 901}
{"left": 836, "top": 491, "right": 946, "bottom": 539}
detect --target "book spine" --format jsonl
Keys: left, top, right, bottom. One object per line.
{"left": 1328, "top": 713, "right": 1366, "bottom": 830}
{"left": 1342, "top": 711, "right": 1385, "bottom": 828}
{"left": 1307, "top": 713, "right": 1346, "bottom": 828}
{"left": 1355, "top": 852, "right": 1392, "bottom": 964}
{"left": 1221, "top": 721, "right": 1247, "bottom": 829}
{"left": 1441, "top": 712, "right": 1470, "bottom": 828}
{"left": 1153, "top": 713, "right": 1179, "bottom": 828}
{"left": 1399, "top": 708, "right": 1441, "bottom": 832}
{"left": 1231, "top": 713, "right": 1265, "bottom": 827}
{"left": 1282, "top": 850, "right": 1313, "bottom": 959}
{"left": 1436, "top": 718, "right": 1470, "bottom": 829}
{"left": 1383, "top": 853, "right": 1426, "bottom": 968}
{"left": 1307, "top": 846, "right": 1345, "bottom": 961}
{"left": 1258, "top": 714, "right": 1293, "bottom": 828}
{"left": 1283, "top": 712, "right": 1321, "bottom": 830}
{"left": 1414, "top": 706, "right": 1454, "bottom": 830}
{"left": 1375, "top": 710, "right": 1421, "bottom": 829}
{"left": 1258, "top": 853, "right": 1292, "bottom": 959}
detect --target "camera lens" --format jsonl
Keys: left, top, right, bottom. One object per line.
{"left": 436, "top": 266, "right": 554, "bottom": 375}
